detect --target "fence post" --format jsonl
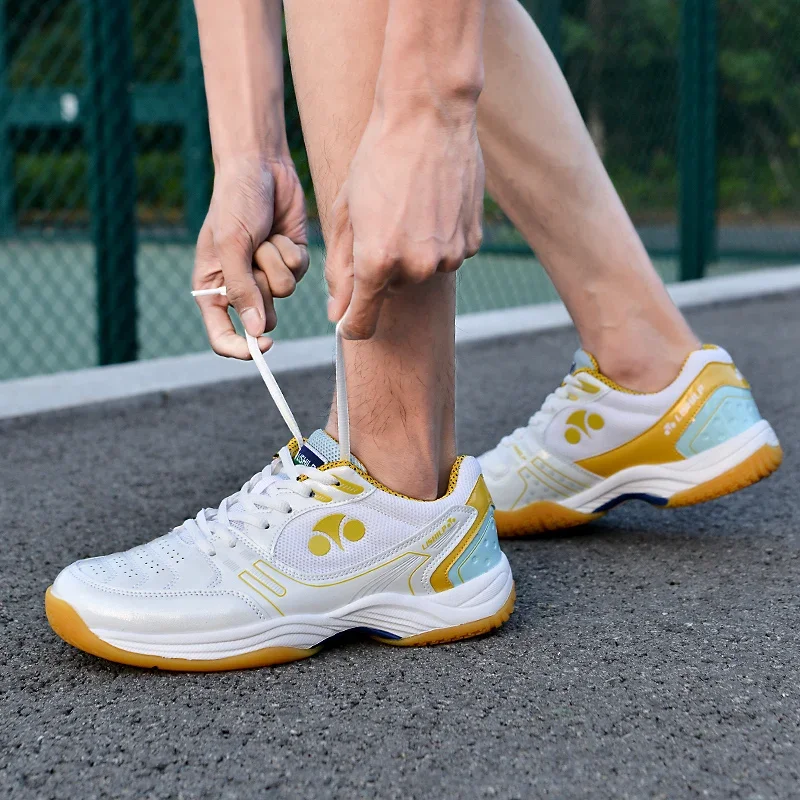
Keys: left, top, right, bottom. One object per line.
{"left": 83, "top": 0, "right": 138, "bottom": 364}
{"left": 181, "top": 0, "right": 211, "bottom": 238}
{"left": 0, "top": 0, "right": 14, "bottom": 237}
{"left": 679, "top": 0, "right": 717, "bottom": 281}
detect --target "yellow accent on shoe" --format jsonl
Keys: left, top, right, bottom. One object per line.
{"left": 564, "top": 410, "right": 605, "bottom": 444}
{"left": 45, "top": 588, "right": 318, "bottom": 672}
{"left": 320, "top": 455, "right": 468, "bottom": 502}
{"left": 666, "top": 443, "right": 783, "bottom": 507}
{"left": 495, "top": 502, "right": 603, "bottom": 537}
{"left": 578, "top": 379, "right": 601, "bottom": 394}
{"left": 308, "top": 513, "right": 367, "bottom": 554}
{"left": 429, "top": 476, "right": 492, "bottom": 592}
{"left": 373, "top": 584, "right": 515, "bottom": 646}
{"left": 577, "top": 362, "right": 749, "bottom": 478}
{"left": 332, "top": 476, "right": 364, "bottom": 495}
{"left": 308, "top": 535, "right": 332, "bottom": 556}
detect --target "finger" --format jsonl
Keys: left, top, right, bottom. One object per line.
{"left": 254, "top": 240, "right": 298, "bottom": 299}
{"left": 340, "top": 259, "right": 388, "bottom": 340}
{"left": 269, "top": 234, "right": 310, "bottom": 282}
{"left": 195, "top": 298, "right": 272, "bottom": 359}
{"left": 252, "top": 268, "right": 278, "bottom": 332}
{"left": 438, "top": 238, "right": 467, "bottom": 274}
{"left": 215, "top": 226, "right": 265, "bottom": 337}
{"left": 325, "top": 193, "right": 355, "bottom": 323}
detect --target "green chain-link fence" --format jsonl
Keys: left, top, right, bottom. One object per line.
{"left": 1, "top": 0, "right": 798, "bottom": 381}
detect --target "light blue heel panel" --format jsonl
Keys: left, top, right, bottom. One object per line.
{"left": 448, "top": 509, "right": 503, "bottom": 586}
{"left": 676, "top": 386, "right": 761, "bottom": 458}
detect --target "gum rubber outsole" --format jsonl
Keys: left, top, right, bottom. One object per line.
{"left": 495, "top": 503, "right": 603, "bottom": 538}
{"left": 665, "top": 443, "right": 783, "bottom": 507}
{"left": 373, "top": 584, "right": 516, "bottom": 647}
{"left": 45, "top": 584, "right": 516, "bottom": 672}
{"left": 495, "top": 443, "right": 783, "bottom": 538}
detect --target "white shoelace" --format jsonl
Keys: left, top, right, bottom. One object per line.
{"left": 185, "top": 290, "right": 353, "bottom": 555}
{"left": 244, "top": 322, "right": 350, "bottom": 464}
{"left": 182, "top": 445, "right": 338, "bottom": 556}
{"left": 501, "top": 371, "right": 589, "bottom": 445}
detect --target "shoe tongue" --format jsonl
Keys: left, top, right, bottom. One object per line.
{"left": 569, "top": 348, "right": 599, "bottom": 374}
{"left": 293, "top": 429, "right": 365, "bottom": 470}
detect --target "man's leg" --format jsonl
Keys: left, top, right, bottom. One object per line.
{"left": 475, "top": 0, "right": 780, "bottom": 534}
{"left": 284, "top": 0, "right": 454, "bottom": 500}
{"left": 479, "top": 0, "right": 698, "bottom": 392}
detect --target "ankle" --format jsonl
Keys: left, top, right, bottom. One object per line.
{"left": 355, "top": 449, "right": 444, "bottom": 500}
{"left": 592, "top": 332, "right": 700, "bottom": 392}
{"left": 325, "top": 419, "right": 454, "bottom": 500}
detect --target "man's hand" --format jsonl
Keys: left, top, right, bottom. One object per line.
{"left": 193, "top": 156, "right": 309, "bottom": 359}
{"left": 327, "top": 103, "right": 484, "bottom": 340}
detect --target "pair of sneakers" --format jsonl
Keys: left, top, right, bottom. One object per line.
{"left": 47, "top": 333, "right": 781, "bottom": 670}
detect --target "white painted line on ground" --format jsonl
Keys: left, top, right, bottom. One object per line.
{"left": 2, "top": 265, "right": 799, "bottom": 420}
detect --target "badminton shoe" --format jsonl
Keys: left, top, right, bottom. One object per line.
{"left": 46, "top": 329, "right": 514, "bottom": 670}
{"left": 479, "top": 345, "right": 782, "bottom": 536}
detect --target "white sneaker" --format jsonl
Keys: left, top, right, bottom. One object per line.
{"left": 47, "top": 329, "right": 514, "bottom": 670}
{"left": 480, "top": 345, "right": 782, "bottom": 536}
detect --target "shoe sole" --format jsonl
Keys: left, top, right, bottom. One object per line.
{"left": 496, "top": 426, "right": 782, "bottom": 538}
{"left": 44, "top": 583, "right": 515, "bottom": 672}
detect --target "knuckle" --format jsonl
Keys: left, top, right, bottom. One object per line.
{"left": 364, "top": 246, "right": 396, "bottom": 274}
{"left": 283, "top": 249, "right": 302, "bottom": 270}
{"left": 443, "top": 247, "right": 465, "bottom": 272}
{"left": 408, "top": 262, "right": 436, "bottom": 283}
{"left": 466, "top": 231, "right": 483, "bottom": 258}
{"left": 271, "top": 273, "right": 297, "bottom": 298}
{"left": 224, "top": 281, "right": 254, "bottom": 307}
{"left": 209, "top": 338, "right": 230, "bottom": 358}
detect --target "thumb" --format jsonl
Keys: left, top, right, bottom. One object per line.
{"left": 325, "top": 190, "right": 355, "bottom": 323}
{"left": 215, "top": 226, "right": 265, "bottom": 337}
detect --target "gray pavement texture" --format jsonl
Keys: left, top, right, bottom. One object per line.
{"left": 1, "top": 292, "right": 799, "bottom": 800}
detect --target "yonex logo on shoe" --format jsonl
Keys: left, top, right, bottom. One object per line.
{"left": 564, "top": 409, "right": 604, "bottom": 444}
{"left": 663, "top": 384, "right": 705, "bottom": 435}
{"left": 422, "top": 517, "right": 457, "bottom": 550}
{"left": 308, "top": 513, "right": 366, "bottom": 556}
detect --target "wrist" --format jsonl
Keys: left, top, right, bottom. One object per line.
{"left": 376, "top": 0, "right": 484, "bottom": 121}
{"left": 212, "top": 151, "right": 293, "bottom": 179}
{"left": 210, "top": 106, "right": 291, "bottom": 166}
{"left": 373, "top": 86, "right": 480, "bottom": 131}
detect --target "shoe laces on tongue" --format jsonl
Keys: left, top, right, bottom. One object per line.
{"left": 180, "top": 323, "right": 355, "bottom": 556}
{"left": 502, "top": 348, "right": 600, "bottom": 446}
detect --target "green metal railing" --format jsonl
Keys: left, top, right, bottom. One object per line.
{"left": 1, "top": 0, "right": 798, "bottom": 381}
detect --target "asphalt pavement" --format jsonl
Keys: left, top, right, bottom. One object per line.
{"left": 1, "top": 291, "right": 798, "bottom": 799}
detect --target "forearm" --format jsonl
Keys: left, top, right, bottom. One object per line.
{"left": 194, "top": 0, "right": 287, "bottom": 164}
{"left": 377, "top": 0, "right": 486, "bottom": 121}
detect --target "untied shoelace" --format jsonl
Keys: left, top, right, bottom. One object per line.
{"left": 180, "top": 308, "right": 352, "bottom": 556}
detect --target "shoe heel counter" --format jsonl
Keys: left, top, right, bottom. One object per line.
{"left": 430, "top": 476, "right": 504, "bottom": 592}
{"left": 675, "top": 363, "right": 763, "bottom": 457}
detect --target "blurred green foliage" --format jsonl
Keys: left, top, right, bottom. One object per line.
{"left": 4, "top": 0, "right": 800, "bottom": 227}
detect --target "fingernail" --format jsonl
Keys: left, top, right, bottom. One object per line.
{"left": 240, "top": 308, "right": 263, "bottom": 336}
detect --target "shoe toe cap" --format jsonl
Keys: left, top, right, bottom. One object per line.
{"left": 50, "top": 559, "right": 267, "bottom": 636}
